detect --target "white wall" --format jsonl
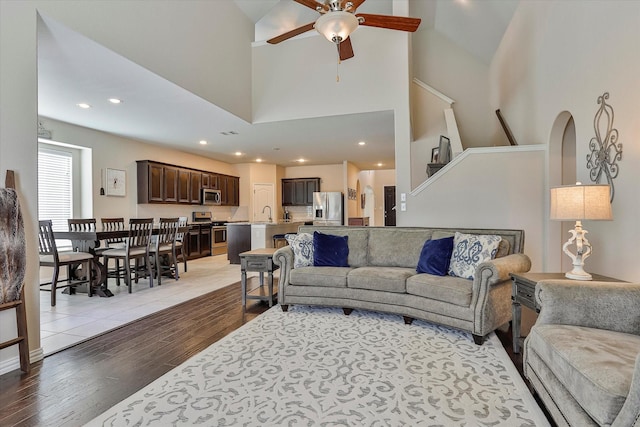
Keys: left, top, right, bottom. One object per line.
{"left": 410, "top": 82, "right": 451, "bottom": 187}
{"left": 412, "top": 28, "right": 497, "bottom": 148}
{"left": 490, "top": 1, "right": 640, "bottom": 281}
{"left": 408, "top": 146, "right": 546, "bottom": 270}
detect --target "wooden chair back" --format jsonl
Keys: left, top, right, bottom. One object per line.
{"left": 68, "top": 218, "right": 97, "bottom": 232}
{"left": 38, "top": 220, "right": 59, "bottom": 262}
{"left": 101, "top": 217, "right": 125, "bottom": 246}
{"left": 157, "top": 218, "right": 179, "bottom": 247}
{"left": 126, "top": 218, "right": 153, "bottom": 250}
{"left": 176, "top": 216, "right": 188, "bottom": 242}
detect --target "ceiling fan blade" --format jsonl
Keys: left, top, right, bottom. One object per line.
{"left": 294, "top": 0, "right": 328, "bottom": 12}
{"left": 356, "top": 13, "right": 421, "bottom": 32}
{"left": 348, "top": 0, "right": 366, "bottom": 12}
{"left": 267, "top": 22, "right": 316, "bottom": 44}
{"left": 339, "top": 37, "right": 354, "bottom": 61}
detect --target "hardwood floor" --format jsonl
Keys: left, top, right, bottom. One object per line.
{"left": 0, "top": 279, "right": 547, "bottom": 426}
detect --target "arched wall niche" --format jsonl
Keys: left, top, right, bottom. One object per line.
{"left": 547, "top": 111, "right": 576, "bottom": 272}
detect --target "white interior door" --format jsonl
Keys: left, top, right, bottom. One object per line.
{"left": 253, "top": 183, "right": 274, "bottom": 222}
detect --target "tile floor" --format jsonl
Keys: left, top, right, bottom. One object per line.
{"left": 39, "top": 255, "right": 267, "bottom": 356}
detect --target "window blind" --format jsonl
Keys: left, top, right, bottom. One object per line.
{"left": 38, "top": 148, "right": 73, "bottom": 232}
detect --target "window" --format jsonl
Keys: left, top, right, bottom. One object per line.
{"left": 38, "top": 145, "right": 73, "bottom": 231}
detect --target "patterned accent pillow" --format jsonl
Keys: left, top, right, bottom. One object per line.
{"left": 448, "top": 232, "right": 502, "bottom": 280}
{"left": 285, "top": 233, "right": 314, "bottom": 269}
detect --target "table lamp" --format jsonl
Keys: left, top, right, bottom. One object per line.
{"left": 550, "top": 183, "right": 612, "bottom": 280}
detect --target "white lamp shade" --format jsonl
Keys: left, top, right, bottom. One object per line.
{"left": 315, "top": 11, "right": 359, "bottom": 43}
{"left": 550, "top": 184, "right": 612, "bottom": 221}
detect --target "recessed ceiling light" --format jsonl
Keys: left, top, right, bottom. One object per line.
{"left": 108, "top": 98, "right": 122, "bottom": 104}
{"left": 377, "top": 162, "right": 383, "bottom": 167}
{"left": 199, "top": 140, "right": 207, "bottom": 145}
{"left": 358, "top": 141, "right": 366, "bottom": 146}
{"left": 77, "top": 103, "right": 91, "bottom": 109}
{"left": 297, "top": 158, "right": 306, "bottom": 163}
{"left": 235, "top": 151, "right": 243, "bottom": 156}
{"left": 256, "top": 158, "right": 263, "bottom": 163}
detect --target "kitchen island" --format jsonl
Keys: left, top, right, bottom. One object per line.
{"left": 226, "top": 221, "right": 303, "bottom": 264}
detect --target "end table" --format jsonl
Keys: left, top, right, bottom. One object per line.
{"left": 510, "top": 272, "right": 624, "bottom": 353}
{"left": 240, "top": 248, "right": 279, "bottom": 309}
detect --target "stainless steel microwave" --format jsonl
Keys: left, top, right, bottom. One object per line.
{"left": 201, "top": 189, "right": 221, "bottom": 205}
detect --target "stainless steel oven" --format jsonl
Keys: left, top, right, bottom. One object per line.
{"left": 212, "top": 223, "right": 227, "bottom": 255}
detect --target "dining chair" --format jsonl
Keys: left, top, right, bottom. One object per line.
{"left": 100, "top": 217, "right": 126, "bottom": 286}
{"left": 149, "top": 218, "right": 179, "bottom": 285}
{"left": 38, "top": 220, "right": 94, "bottom": 306}
{"left": 175, "top": 216, "right": 188, "bottom": 274}
{"left": 67, "top": 218, "right": 98, "bottom": 252}
{"left": 101, "top": 218, "right": 154, "bottom": 293}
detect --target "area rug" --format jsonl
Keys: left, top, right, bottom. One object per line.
{"left": 87, "top": 305, "right": 550, "bottom": 426}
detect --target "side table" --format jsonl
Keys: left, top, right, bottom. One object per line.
{"left": 240, "top": 248, "right": 279, "bottom": 309}
{"left": 510, "top": 272, "right": 624, "bottom": 353}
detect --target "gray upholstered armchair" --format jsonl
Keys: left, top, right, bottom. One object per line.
{"left": 524, "top": 280, "right": 640, "bottom": 427}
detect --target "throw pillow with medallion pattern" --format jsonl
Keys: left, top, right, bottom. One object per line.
{"left": 285, "top": 233, "right": 314, "bottom": 268}
{"left": 448, "top": 232, "right": 502, "bottom": 279}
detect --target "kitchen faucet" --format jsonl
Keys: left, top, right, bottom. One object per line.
{"left": 262, "top": 205, "right": 272, "bottom": 223}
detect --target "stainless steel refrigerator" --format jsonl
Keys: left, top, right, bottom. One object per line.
{"left": 313, "top": 192, "right": 344, "bottom": 226}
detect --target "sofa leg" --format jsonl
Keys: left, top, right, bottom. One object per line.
{"left": 343, "top": 308, "right": 353, "bottom": 315}
{"left": 403, "top": 316, "right": 414, "bottom": 325}
{"left": 281, "top": 304, "right": 289, "bottom": 312}
{"left": 472, "top": 334, "right": 485, "bottom": 345}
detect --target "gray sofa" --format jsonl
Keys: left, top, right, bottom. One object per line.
{"left": 524, "top": 280, "right": 640, "bottom": 427}
{"left": 273, "top": 226, "right": 531, "bottom": 344}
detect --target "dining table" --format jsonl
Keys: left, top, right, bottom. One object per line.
{"left": 53, "top": 226, "right": 189, "bottom": 298}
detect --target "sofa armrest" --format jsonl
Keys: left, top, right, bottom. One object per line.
{"left": 477, "top": 253, "right": 532, "bottom": 285}
{"left": 273, "top": 246, "right": 294, "bottom": 302}
{"left": 612, "top": 353, "right": 640, "bottom": 427}
{"left": 535, "top": 281, "right": 640, "bottom": 335}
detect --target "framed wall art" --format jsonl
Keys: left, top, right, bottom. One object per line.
{"left": 105, "top": 168, "right": 126, "bottom": 197}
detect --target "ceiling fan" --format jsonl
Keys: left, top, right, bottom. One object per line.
{"left": 266, "top": 0, "right": 421, "bottom": 61}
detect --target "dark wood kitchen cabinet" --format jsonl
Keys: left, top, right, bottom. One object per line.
{"left": 219, "top": 174, "right": 239, "bottom": 206}
{"left": 187, "top": 224, "right": 212, "bottom": 259}
{"left": 282, "top": 178, "right": 320, "bottom": 206}
{"left": 189, "top": 172, "right": 201, "bottom": 204}
{"left": 137, "top": 160, "right": 238, "bottom": 205}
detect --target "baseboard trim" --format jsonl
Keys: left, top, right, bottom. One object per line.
{"left": 0, "top": 347, "right": 44, "bottom": 376}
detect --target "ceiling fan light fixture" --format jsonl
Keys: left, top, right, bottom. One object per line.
{"left": 315, "top": 11, "right": 359, "bottom": 44}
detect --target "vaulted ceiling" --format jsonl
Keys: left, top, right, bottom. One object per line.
{"left": 37, "top": 0, "right": 518, "bottom": 170}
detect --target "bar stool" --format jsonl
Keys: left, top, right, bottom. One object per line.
{"left": 273, "top": 233, "right": 291, "bottom": 249}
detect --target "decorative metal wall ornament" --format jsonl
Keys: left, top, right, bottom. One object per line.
{"left": 586, "top": 92, "right": 622, "bottom": 202}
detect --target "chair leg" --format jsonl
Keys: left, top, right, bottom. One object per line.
{"left": 86, "top": 259, "right": 93, "bottom": 298}
{"left": 155, "top": 252, "right": 162, "bottom": 286}
{"left": 115, "top": 259, "right": 121, "bottom": 286}
{"left": 125, "top": 260, "right": 132, "bottom": 293}
{"left": 51, "top": 267, "right": 60, "bottom": 306}
{"left": 172, "top": 248, "right": 179, "bottom": 281}
{"left": 148, "top": 255, "right": 154, "bottom": 288}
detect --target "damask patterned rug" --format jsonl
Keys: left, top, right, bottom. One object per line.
{"left": 88, "top": 305, "right": 550, "bottom": 426}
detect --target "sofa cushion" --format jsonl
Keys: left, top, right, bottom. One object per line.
{"left": 289, "top": 266, "right": 352, "bottom": 288}
{"left": 286, "top": 233, "right": 314, "bottom": 269}
{"left": 416, "top": 236, "right": 454, "bottom": 276}
{"left": 528, "top": 324, "right": 640, "bottom": 426}
{"left": 368, "top": 229, "right": 433, "bottom": 268}
{"left": 406, "top": 274, "right": 473, "bottom": 307}
{"left": 313, "top": 231, "right": 349, "bottom": 267}
{"left": 448, "top": 232, "right": 502, "bottom": 279}
{"left": 347, "top": 267, "right": 415, "bottom": 293}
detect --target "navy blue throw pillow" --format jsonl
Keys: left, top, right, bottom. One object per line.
{"left": 416, "top": 236, "right": 454, "bottom": 276}
{"left": 313, "top": 231, "right": 349, "bottom": 267}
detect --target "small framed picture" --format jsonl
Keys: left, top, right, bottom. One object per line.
{"left": 431, "top": 147, "right": 440, "bottom": 163}
{"left": 106, "top": 168, "right": 126, "bottom": 197}
{"left": 438, "top": 135, "right": 451, "bottom": 164}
